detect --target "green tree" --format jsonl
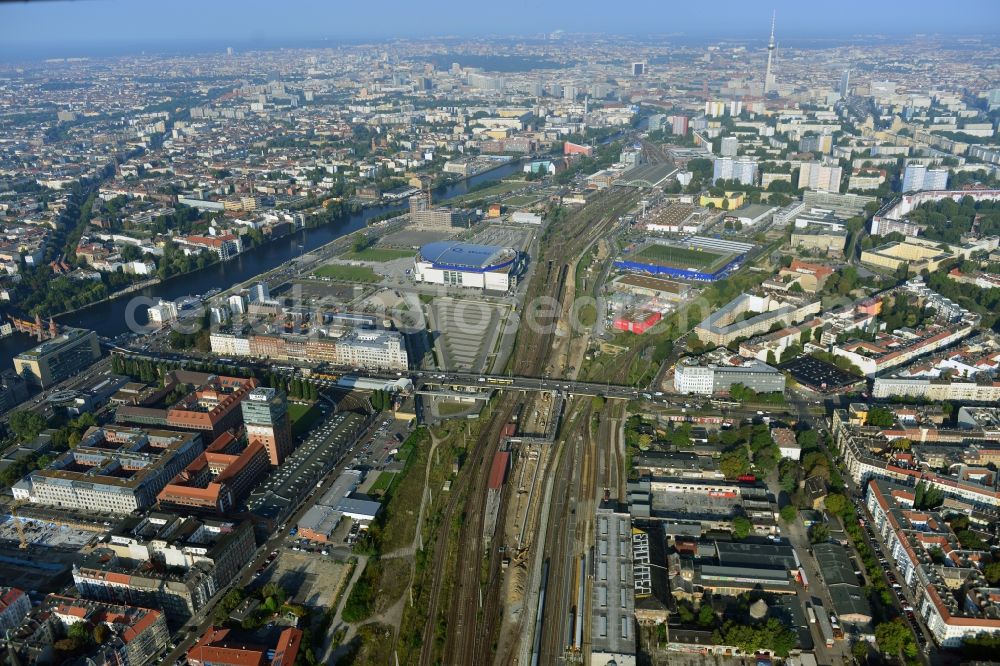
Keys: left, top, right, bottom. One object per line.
{"left": 824, "top": 493, "right": 850, "bottom": 518}
{"left": 9, "top": 411, "right": 48, "bottom": 442}
{"left": 852, "top": 639, "right": 870, "bottom": 663}
{"left": 983, "top": 561, "right": 1000, "bottom": 584}
{"left": 260, "top": 581, "right": 287, "bottom": 604}
{"left": 67, "top": 621, "right": 94, "bottom": 645}
{"left": 957, "top": 530, "right": 986, "bottom": 550}
{"left": 866, "top": 407, "right": 896, "bottom": 428}
{"left": 875, "top": 618, "right": 918, "bottom": 659}
{"left": 780, "top": 505, "right": 798, "bottom": 523}
{"left": 697, "top": 604, "right": 716, "bottom": 627}
{"left": 731, "top": 516, "right": 752, "bottom": 540}
{"left": 809, "top": 523, "right": 830, "bottom": 544}
{"left": 720, "top": 447, "right": 751, "bottom": 479}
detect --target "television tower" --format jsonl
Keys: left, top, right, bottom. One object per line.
{"left": 763, "top": 10, "right": 776, "bottom": 95}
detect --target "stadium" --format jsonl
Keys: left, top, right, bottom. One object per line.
{"left": 414, "top": 241, "right": 519, "bottom": 291}
{"left": 614, "top": 236, "right": 752, "bottom": 282}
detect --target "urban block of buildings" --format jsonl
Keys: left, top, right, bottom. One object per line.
{"left": 12, "top": 425, "right": 202, "bottom": 514}
{"left": 72, "top": 514, "right": 256, "bottom": 624}
{"left": 866, "top": 479, "right": 1000, "bottom": 647}
{"left": 694, "top": 293, "right": 821, "bottom": 347}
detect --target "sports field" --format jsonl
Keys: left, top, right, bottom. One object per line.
{"left": 340, "top": 247, "right": 414, "bottom": 262}
{"left": 314, "top": 264, "right": 381, "bottom": 283}
{"left": 632, "top": 243, "right": 733, "bottom": 272}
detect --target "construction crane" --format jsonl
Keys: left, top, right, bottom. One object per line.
{"left": 9, "top": 500, "right": 29, "bottom": 550}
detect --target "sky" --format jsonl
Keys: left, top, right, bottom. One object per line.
{"left": 2, "top": 0, "right": 999, "bottom": 59}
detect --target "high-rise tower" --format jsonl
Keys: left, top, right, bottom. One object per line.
{"left": 763, "top": 11, "right": 777, "bottom": 95}
{"left": 242, "top": 387, "right": 293, "bottom": 466}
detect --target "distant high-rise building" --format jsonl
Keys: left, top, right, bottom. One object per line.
{"left": 563, "top": 85, "right": 579, "bottom": 100}
{"left": 797, "top": 162, "right": 843, "bottom": 193}
{"left": 226, "top": 46, "right": 233, "bottom": 57}
{"left": 902, "top": 164, "right": 949, "bottom": 193}
{"left": 242, "top": 387, "right": 293, "bottom": 467}
{"left": 467, "top": 72, "right": 503, "bottom": 92}
{"left": 763, "top": 11, "right": 777, "bottom": 95}
{"left": 840, "top": 69, "right": 851, "bottom": 99}
{"left": 632, "top": 62, "right": 646, "bottom": 77}
{"left": 249, "top": 283, "right": 270, "bottom": 304}
{"left": 672, "top": 116, "right": 689, "bottom": 136}
{"left": 713, "top": 157, "right": 758, "bottom": 186}
{"left": 704, "top": 100, "right": 725, "bottom": 117}
{"left": 988, "top": 89, "right": 1000, "bottom": 111}
{"left": 720, "top": 137, "right": 739, "bottom": 157}
{"left": 800, "top": 133, "right": 833, "bottom": 154}
{"left": 729, "top": 100, "right": 743, "bottom": 117}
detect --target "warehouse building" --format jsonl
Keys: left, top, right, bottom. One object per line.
{"left": 591, "top": 507, "right": 637, "bottom": 666}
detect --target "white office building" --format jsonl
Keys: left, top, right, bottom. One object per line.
{"left": 333, "top": 329, "right": 409, "bottom": 371}
{"left": 720, "top": 137, "right": 739, "bottom": 157}
{"left": 209, "top": 332, "right": 252, "bottom": 357}
{"left": 902, "top": 164, "right": 948, "bottom": 193}
{"left": 228, "top": 293, "right": 246, "bottom": 315}
{"left": 797, "top": 162, "right": 843, "bottom": 193}
{"left": 249, "top": 283, "right": 270, "bottom": 304}
{"left": 712, "top": 157, "right": 758, "bottom": 185}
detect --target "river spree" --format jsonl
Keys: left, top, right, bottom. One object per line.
{"left": 0, "top": 160, "right": 522, "bottom": 367}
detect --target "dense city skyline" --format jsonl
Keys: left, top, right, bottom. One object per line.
{"left": 1, "top": 2, "right": 1000, "bottom": 665}
{"left": 2, "top": 0, "right": 1000, "bottom": 59}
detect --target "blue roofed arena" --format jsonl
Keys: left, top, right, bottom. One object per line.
{"left": 414, "top": 241, "right": 519, "bottom": 291}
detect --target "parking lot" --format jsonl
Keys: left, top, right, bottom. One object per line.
{"left": 780, "top": 356, "right": 865, "bottom": 392}
{"left": 430, "top": 297, "right": 504, "bottom": 372}
{"left": 381, "top": 228, "right": 454, "bottom": 248}
{"left": 469, "top": 224, "right": 533, "bottom": 252}
{"left": 256, "top": 549, "right": 351, "bottom": 609}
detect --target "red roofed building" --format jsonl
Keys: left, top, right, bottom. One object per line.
{"left": 157, "top": 431, "right": 270, "bottom": 513}
{"left": 564, "top": 141, "right": 594, "bottom": 157}
{"left": 187, "top": 626, "right": 303, "bottom": 666}
{"left": 175, "top": 234, "right": 243, "bottom": 260}
{"left": 116, "top": 371, "right": 259, "bottom": 441}
{"left": 48, "top": 595, "right": 170, "bottom": 666}
{"left": 0, "top": 587, "right": 30, "bottom": 634}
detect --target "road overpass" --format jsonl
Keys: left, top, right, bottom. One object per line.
{"left": 415, "top": 371, "right": 641, "bottom": 399}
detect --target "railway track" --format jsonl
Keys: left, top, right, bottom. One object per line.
{"left": 417, "top": 397, "right": 516, "bottom": 666}
{"left": 417, "top": 186, "right": 642, "bottom": 665}
{"left": 537, "top": 402, "right": 595, "bottom": 662}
